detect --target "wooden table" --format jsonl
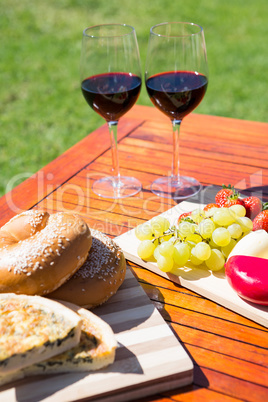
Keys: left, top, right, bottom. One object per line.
{"left": 0, "top": 105, "right": 268, "bottom": 401}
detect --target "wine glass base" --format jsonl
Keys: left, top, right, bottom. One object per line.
{"left": 92, "top": 176, "right": 142, "bottom": 199}
{"left": 151, "top": 176, "right": 201, "bottom": 200}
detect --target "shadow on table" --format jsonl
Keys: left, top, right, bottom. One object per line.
{"left": 187, "top": 184, "right": 268, "bottom": 205}
{"left": 160, "top": 299, "right": 210, "bottom": 393}
{"left": 168, "top": 264, "right": 225, "bottom": 284}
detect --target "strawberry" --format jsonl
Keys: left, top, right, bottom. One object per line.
{"left": 243, "top": 196, "right": 262, "bottom": 219}
{"left": 215, "top": 185, "right": 245, "bottom": 208}
{"left": 177, "top": 211, "right": 192, "bottom": 223}
{"left": 252, "top": 210, "right": 268, "bottom": 232}
{"left": 215, "top": 186, "right": 234, "bottom": 206}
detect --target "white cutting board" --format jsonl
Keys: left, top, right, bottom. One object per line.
{"left": 115, "top": 201, "right": 268, "bottom": 328}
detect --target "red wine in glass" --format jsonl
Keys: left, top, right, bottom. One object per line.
{"left": 146, "top": 71, "right": 208, "bottom": 121}
{"left": 82, "top": 72, "right": 141, "bottom": 122}
{"left": 145, "top": 22, "right": 209, "bottom": 200}
{"left": 80, "top": 24, "right": 142, "bottom": 199}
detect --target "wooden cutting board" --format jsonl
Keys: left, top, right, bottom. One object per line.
{"left": 0, "top": 267, "right": 193, "bottom": 402}
{"left": 115, "top": 201, "right": 268, "bottom": 328}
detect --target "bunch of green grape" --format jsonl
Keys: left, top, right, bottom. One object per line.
{"left": 135, "top": 204, "right": 253, "bottom": 273}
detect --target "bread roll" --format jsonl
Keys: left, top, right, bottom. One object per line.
{"left": 0, "top": 210, "right": 92, "bottom": 295}
{"left": 48, "top": 229, "right": 126, "bottom": 308}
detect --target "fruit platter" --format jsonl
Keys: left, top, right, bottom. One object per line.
{"left": 116, "top": 187, "right": 268, "bottom": 328}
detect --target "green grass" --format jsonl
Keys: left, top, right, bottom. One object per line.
{"left": 1, "top": 0, "right": 267, "bottom": 196}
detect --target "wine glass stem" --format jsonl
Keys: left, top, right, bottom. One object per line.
{"left": 108, "top": 121, "right": 120, "bottom": 187}
{"left": 172, "top": 119, "right": 182, "bottom": 182}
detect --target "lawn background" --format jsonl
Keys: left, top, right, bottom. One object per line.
{"left": 1, "top": 0, "right": 267, "bottom": 197}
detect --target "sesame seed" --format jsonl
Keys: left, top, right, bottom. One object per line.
{"left": 0, "top": 210, "right": 77, "bottom": 277}
{"left": 73, "top": 229, "right": 121, "bottom": 281}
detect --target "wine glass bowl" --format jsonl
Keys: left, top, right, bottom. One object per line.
{"left": 145, "top": 22, "right": 208, "bottom": 199}
{"left": 80, "top": 24, "right": 142, "bottom": 199}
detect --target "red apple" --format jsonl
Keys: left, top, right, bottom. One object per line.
{"left": 225, "top": 255, "right": 268, "bottom": 305}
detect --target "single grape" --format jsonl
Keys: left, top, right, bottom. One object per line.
{"left": 198, "top": 218, "right": 216, "bottom": 239}
{"left": 209, "top": 237, "right": 221, "bottom": 249}
{"left": 151, "top": 216, "right": 170, "bottom": 237}
{"left": 212, "top": 227, "right": 231, "bottom": 247}
{"left": 227, "top": 223, "right": 243, "bottom": 239}
{"left": 221, "top": 239, "right": 237, "bottom": 259}
{"left": 190, "top": 247, "right": 203, "bottom": 265}
{"left": 153, "top": 245, "right": 161, "bottom": 260}
{"left": 229, "top": 204, "right": 246, "bottom": 217}
{"left": 187, "top": 241, "right": 197, "bottom": 250}
{"left": 194, "top": 242, "right": 211, "bottom": 261}
{"left": 135, "top": 222, "right": 153, "bottom": 241}
{"left": 205, "top": 249, "right": 225, "bottom": 271}
{"left": 137, "top": 240, "right": 155, "bottom": 260}
{"left": 185, "top": 233, "right": 202, "bottom": 243}
{"left": 236, "top": 217, "right": 253, "bottom": 233}
{"left": 204, "top": 207, "right": 220, "bottom": 218}
{"left": 178, "top": 221, "right": 196, "bottom": 237}
{"left": 173, "top": 242, "right": 190, "bottom": 266}
{"left": 190, "top": 209, "right": 205, "bottom": 223}
{"left": 157, "top": 254, "right": 174, "bottom": 272}
{"left": 212, "top": 208, "right": 236, "bottom": 226}
{"left": 159, "top": 241, "right": 175, "bottom": 257}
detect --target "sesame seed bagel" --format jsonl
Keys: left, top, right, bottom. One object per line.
{"left": 0, "top": 210, "right": 92, "bottom": 296}
{"left": 48, "top": 229, "right": 126, "bottom": 308}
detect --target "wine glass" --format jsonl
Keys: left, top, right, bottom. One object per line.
{"left": 80, "top": 24, "right": 142, "bottom": 199}
{"left": 145, "top": 22, "right": 208, "bottom": 199}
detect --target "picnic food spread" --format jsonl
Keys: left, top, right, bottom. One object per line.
{"left": 0, "top": 210, "right": 125, "bottom": 387}
{"left": 134, "top": 186, "right": 268, "bottom": 305}
{"left": 0, "top": 210, "right": 92, "bottom": 295}
{"left": 48, "top": 229, "right": 126, "bottom": 308}
{"left": 0, "top": 184, "right": 267, "bottom": 391}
